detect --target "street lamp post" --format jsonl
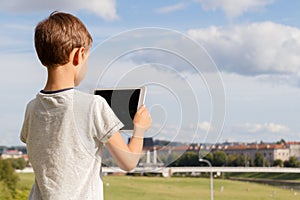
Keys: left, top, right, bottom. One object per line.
{"left": 199, "top": 158, "right": 214, "bottom": 200}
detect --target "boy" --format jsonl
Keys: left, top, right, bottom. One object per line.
{"left": 20, "top": 11, "right": 151, "bottom": 199}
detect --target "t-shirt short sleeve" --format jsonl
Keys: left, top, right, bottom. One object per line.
{"left": 93, "top": 96, "right": 124, "bottom": 143}
{"left": 20, "top": 102, "right": 32, "bottom": 144}
{"left": 20, "top": 112, "right": 28, "bottom": 143}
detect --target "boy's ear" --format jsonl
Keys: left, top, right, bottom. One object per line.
{"left": 72, "top": 47, "right": 85, "bottom": 66}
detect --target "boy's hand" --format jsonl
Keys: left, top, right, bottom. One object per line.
{"left": 133, "top": 105, "right": 152, "bottom": 130}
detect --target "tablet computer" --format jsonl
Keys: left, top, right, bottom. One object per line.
{"left": 94, "top": 87, "right": 146, "bottom": 132}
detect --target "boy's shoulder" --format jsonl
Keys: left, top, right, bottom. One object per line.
{"left": 24, "top": 89, "right": 107, "bottom": 112}
{"left": 73, "top": 89, "right": 106, "bottom": 104}
{"left": 73, "top": 89, "right": 93, "bottom": 99}
{"left": 73, "top": 89, "right": 110, "bottom": 114}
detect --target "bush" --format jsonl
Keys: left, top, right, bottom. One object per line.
{"left": 0, "top": 159, "right": 19, "bottom": 197}
{"left": 0, "top": 181, "right": 13, "bottom": 200}
{"left": 284, "top": 156, "right": 300, "bottom": 168}
{"left": 7, "top": 158, "right": 26, "bottom": 170}
{"left": 273, "top": 159, "right": 283, "bottom": 167}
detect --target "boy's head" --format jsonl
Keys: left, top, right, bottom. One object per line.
{"left": 34, "top": 11, "right": 93, "bottom": 68}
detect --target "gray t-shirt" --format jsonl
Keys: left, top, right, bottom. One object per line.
{"left": 20, "top": 89, "right": 123, "bottom": 200}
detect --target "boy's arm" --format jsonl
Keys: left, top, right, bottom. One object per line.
{"left": 106, "top": 105, "right": 151, "bottom": 171}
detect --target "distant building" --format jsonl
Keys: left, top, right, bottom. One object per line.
{"left": 219, "top": 143, "right": 290, "bottom": 165}
{"left": 1, "top": 149, "right": 23, "bottom": 159}
{"left": 287, "top": 142, "right": 300, "bottom": 161}
{"left": 179, "top": 142, "right": 292, "bottom": 166}
{"left": 142, "top": 141, "right": 300, "bottom": 166}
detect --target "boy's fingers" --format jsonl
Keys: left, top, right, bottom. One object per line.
{"left": 134, "top": 105, "right": 152, "bottom": 130}
{"left": 136, "top": 105, "right": 146, "bottom": 114}
{"left": 140, "top": 108, "right": 150, "bottom": 117}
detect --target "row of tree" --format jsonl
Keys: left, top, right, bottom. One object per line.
{"left": 169, "top": 150, "right": 300, "bottom": 168}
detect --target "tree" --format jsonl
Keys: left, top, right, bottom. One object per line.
{"left": 166, "top": 152, "right": 180, "bottom": 166}
{"left": 212, "top": 151, "right": 226, "bottom": 166}
{"left": 276, "top": 139, "right": 286, "bottom": 145}
{"left": 264, "top": 159, "right": 271, "bottom": 167}
{"left": 254, "top": 152, "right": 264, "bottom": 167}
{"left": 172, "top": 151, "right": 199, "bottom": 167}
{"left": 236, "top": 154, "right": 246, "bottom": 166}
{"left": 273, "top": 159, "right": 283, "bottom": 167}
{"left": 284, "top": 156, "right": 300, "bottom": 168}
{"left": 227, "top": 154, "right": 237, "bottom": 166}
{"left": 203, "top": 152, "right": 213, "bottom": 165}
{"left": 226, "top": 154, "right": 245, "bottom": 166}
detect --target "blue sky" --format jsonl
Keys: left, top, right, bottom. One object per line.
{"left": 1, "top": 0, "right": 300, "bottom": 145}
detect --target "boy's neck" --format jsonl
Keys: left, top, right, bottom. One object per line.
{"left": 44, "top": 64, "right": 76, "bottom": 91}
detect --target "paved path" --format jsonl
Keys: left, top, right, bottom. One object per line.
{"left": 102, "top": 166, "right": 300, "bottom": 177}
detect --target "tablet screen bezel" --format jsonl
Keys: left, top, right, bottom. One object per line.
{"left": 94, "top": 87, "right": 146, "bottom": 132}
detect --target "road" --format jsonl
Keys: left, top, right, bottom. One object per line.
{"left": 102, "top": 166, "right": 300, "bottom": 177}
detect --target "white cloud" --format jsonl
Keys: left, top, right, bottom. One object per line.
{"left": 156, "top": 3, "right": 186, "bottom": 14}
{"left": 223, "top": 122, "right": 297, "bottom": 142}
{"left": 187, "top": 22, "right": 300, "bottom": 76}
{"left": 237, "top": 122, "right": 291, "bottom": 133}
{"left": 195, "top": 0, "right": 273, "bottom": 19}
{"left": 0, "top": 0, "right": 118, "bottom": 21}
{"left": 198, "top": 121, "right": 211, "bottom": 132}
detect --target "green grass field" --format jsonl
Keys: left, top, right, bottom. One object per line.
{"left": 16, "top": 173, "right": 299, "bottom": 200}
